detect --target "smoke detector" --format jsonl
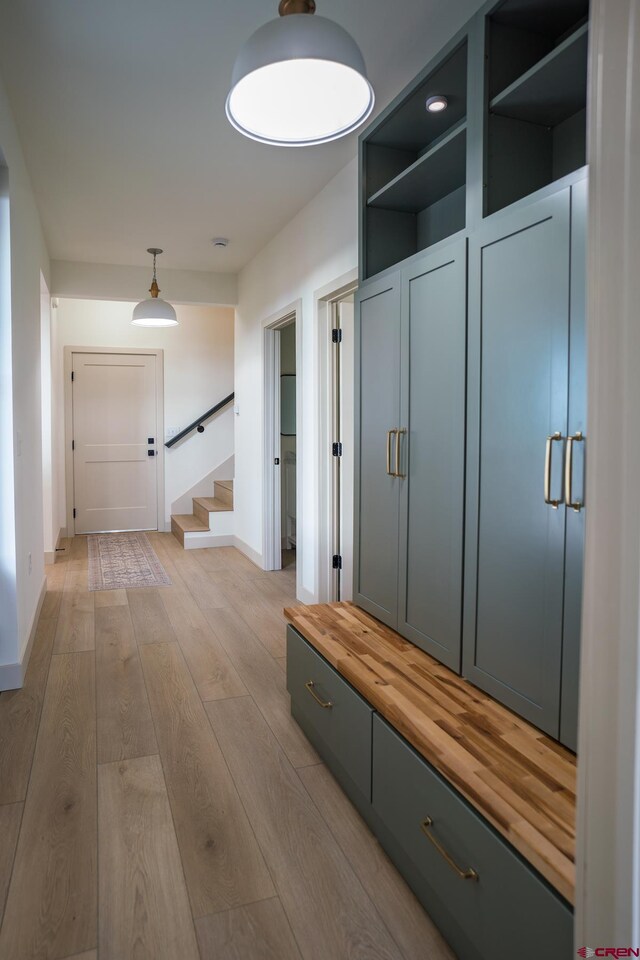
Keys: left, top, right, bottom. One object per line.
{"left": 211, "top": 237, "right": 230, "bottom": 248}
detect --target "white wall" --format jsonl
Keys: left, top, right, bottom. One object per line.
{"left": 235, "top": 158, "right": 358, "bottom": 600}
{"left": 54, "top": 298, "right": 235, "bottom": 528}
{"left": 0, "top": 72, "right": 50, "bottom": 684}
{"left": 51, "top": 259, "right": 237, "bottom": 307}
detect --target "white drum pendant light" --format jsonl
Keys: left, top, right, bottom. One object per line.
{"left": 226, "top": 0, "right": 374, "bottom": 147}
{"left": 131, "top": 248, "right": 178, "bottom": 327}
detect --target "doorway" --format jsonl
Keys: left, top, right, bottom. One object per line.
{"left": 279, "top": 322, "right": 297, "bottom": 571}
{"left": 263, "top": 307, "right": 299, "bottom": 579}
{"left": 65, "top": 349, "right": 164, "bottom": 534}
{"left": 317, "top": 274, "right": 358, "bottom": 603}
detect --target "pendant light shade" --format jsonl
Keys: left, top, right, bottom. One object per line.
{"left": 226, "top": 2, "right": 374, "bottom": 147}
{"left": 132, "top": 248, "right": 178, "bottom": 327}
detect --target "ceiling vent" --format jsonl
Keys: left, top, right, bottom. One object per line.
{"left": 211, "top": 237, "right": 230, "bottom": 248}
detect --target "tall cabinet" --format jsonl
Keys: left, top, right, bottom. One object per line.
{"left": 355, "top": 242, "right": 467, "bottom": 671}
{"left": 463, "top": 183, "right": 586, "bottom": 746}
{"left": 354, "top": 0, "right": 588, "bottom": 750}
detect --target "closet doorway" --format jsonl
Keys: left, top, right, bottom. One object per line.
{"left": 263, "top": 308, "right": 299, "bottom": 579}
{"left": 316, "top": 273, "right": 358, "bottom": 603}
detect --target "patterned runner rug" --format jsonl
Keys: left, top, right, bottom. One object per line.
{"left": 88, "top": 532, "right": 172, "bottom": 591}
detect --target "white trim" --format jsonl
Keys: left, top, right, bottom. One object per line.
{"left": 64, "top": 346, "right": 165, "bottom": 536}
{"left": 576, "top": 0, "right": 640, "bottom": 946}
{"left": 261, "top": 300, "right": 302, "bottom": 601}
{"left": 0, "top": 577, "right": 46, "bottom": 691}
{"left": 45, "top": 526, "right": 64, "bottom": 566}
{"left": 233, "top": 534, "right": 264, "bottom": 569}
{"left": 183, "top": 533, "right": 236, "bottom": 550}
{"left": 314, "top": 269, "right": 358, "bottom": 602}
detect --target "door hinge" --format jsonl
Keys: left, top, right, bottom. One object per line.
{"left": 73, "top": 508, "right": 76, "bottom": 519}
{"left": 332, "top": 554, "right": 342, "bottom": 570}
{"left": 72, "top": 439, "right": 75, "bottom": 451}
{"left": 332, "top": 442, "right": 343, "bottom": 457}
{"left": 71, "top": 370, "right": 75, "bottom": 382}
{"left": 331, "top": 328, "right": 342, "bottom": 343}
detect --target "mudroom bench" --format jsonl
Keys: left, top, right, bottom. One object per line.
{"left": 284, "top": 602, "right": 576, "bottom": 960}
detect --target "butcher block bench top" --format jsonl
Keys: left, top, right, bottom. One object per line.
{"left": 284, "top": 601, "right": 576, "bottom": 905}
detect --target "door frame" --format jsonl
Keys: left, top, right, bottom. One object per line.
{"left": 63, "top": 346, "right": 165, "bottom": 536}
{"left": 262, "top": 302, "right": 301, "bottom": 592}
{"left": 315, "top": 269, "right": 358, "bottom": 602}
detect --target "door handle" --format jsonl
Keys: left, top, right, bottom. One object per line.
{"left": 386, "top": 429, "right": 398, "bottom": 476}
{"left": 395, "top": 428, "right": 407, "bottom": 479}
{"left": 544, "top": 432, "right": 563, "bottom": 508}
{"left": 565, "top": 431, "right": 584, "bottom": 512}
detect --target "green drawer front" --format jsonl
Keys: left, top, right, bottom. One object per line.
{"left": 286, "top": 626, "right": 373, "bottom": 800}
{"left": 372, "top": 716, "right": 572, "bottom": 960}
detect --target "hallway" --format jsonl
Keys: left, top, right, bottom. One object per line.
{"left": 0, "top": 536, "right": 449, "bottom": 960}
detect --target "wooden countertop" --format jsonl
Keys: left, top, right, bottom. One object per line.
{"left": 284, "top": 602, "right": 576, "bottom": 905}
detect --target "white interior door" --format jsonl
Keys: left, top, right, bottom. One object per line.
{"left": 72, "top": 352, "right": 158, "bottom": 533}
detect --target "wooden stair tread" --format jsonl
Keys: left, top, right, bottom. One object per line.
{"left": 215, "top": 480, "right": 233, "bottom": 491}
{"left": 171, "top": 514, "right": 209, "bottom": 533}
{"left": 193, "top": 497, "right": 232, "bottom": 513}
{"left": 284, "top": 601, "right": 576, "bottom": 905}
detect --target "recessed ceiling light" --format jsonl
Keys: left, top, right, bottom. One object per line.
{"left": 426, "top": 95, "right": 448, "bottom": 113}
{"left": 211, "top": 237, "right": 230, "bottom": 248}
{"left": 226, "top": 0, "right": 374, "bottom": 147}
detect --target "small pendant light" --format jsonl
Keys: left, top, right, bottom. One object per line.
{"left": 131, "top": 248, "right": 178, "bottom": 327}
{"left": 226, "top": 0, "right": 374, "bottom": 147}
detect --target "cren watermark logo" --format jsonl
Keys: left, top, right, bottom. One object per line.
{"left": 578, "top": 950, "right": 640, "bottom": 958}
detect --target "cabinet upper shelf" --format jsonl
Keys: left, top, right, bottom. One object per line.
{"left": 367, "top": 120, "right": 466, "bottom": 214}
{"left": 490, "top": 23, "right": 588, "bottom": 127}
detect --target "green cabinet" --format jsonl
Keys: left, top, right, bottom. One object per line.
{"left": 372, "top": 716, "right": 573, "bottom": 960}
{"left": 353, "top": 273, "right": 401, "bottom": 628}
{"left": 354, "top": 241, "right": 467, "bottom": 667}
{"left": 354, "top": 0, "right": 589, "bottom": 749}
{"left": 463, "top": 183, "right": 586, "bottom": 743}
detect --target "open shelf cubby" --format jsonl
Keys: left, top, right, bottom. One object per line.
{"left": 362, "top": 41, "right": 467, "bottom": 278}
{"left": 485, "top": 0, "right": 589, "bottom": 216}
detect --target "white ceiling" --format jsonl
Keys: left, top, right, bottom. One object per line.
{"left": 0, "top": 0, "right": 480, "bottom": 273}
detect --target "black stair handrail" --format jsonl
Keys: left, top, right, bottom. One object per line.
{"left": 165, "top": 392, "right": 235, "bottom": 448}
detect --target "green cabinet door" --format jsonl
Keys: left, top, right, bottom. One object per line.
{"left": 560, "top": 177, "right": 587, "bottom": 750}
{"left": 354, "top": 273, "right": 401, "bottom": 627}
{"left": 397, "top": 240, "right": 467, "bottom": 670}
{"left": 463, "top": 189, "right": 572, "bottom": 735}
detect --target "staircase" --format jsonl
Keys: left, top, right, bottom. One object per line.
{"left": 171, "top": 480, "right": 234, "bottom": 549}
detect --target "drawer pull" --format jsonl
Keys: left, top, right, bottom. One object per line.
{"left": 420, "top": 818, "right": 479, "bottom": 881}
{"left": 305, "top": 680, "right": 333, "bottom": 709}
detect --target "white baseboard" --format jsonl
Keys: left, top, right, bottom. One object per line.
{"left": 45, "top": 526, "right": 65, "bottom": 565}
{"left": 298, "top": 586, "right": 315, "bottom": 605}
{"left": 233, "top": 536, "right": 264, "bottom": 569}
{"left": 183, "top": 533, "right": 236, "bottom": 550}
{"left": 0, "top": 577, "right": 47, "bottom": 691}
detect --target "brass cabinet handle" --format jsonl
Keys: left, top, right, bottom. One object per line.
{"left": 420, "top": 817, "right": 479, "bottom": 881}
{"left": 565, "top": 431, "right": 584, "bottom": 512}
{"left": 544, "top": 432, "right": 563, "bottom": 508}
{"left": 305, "top": 681, "right": 333, "bottom": 709}
{"left": 386, "top": 429, "right": 398, "bottom": 476}
{"left": 395, "top": 428, "right": 407, "bottom": 479}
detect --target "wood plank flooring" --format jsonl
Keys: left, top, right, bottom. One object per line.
{"left": 0, "top": 536, "right": 450, "bottom": 960}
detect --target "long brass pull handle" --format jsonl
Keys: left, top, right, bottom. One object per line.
{"left": 305, "top": 681, "right": 333, "bottom": 709}
{"left": 386, "top": 429, "right": 398, "bottom": 476}
{"left": 395, "top": 428, "right": 407, "bottom": 479}
{"left": 544, "top": 432, "right": 563, "bottom": 508}
{"left": 565, "top": 432, "right": 584, "bottom": 512}
{"left": 420, "top": 818, "right": 479, "bottom": 881}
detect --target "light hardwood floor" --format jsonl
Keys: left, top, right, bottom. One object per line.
{"left": 0, "top": 535, "right": 452, "bottom": 960}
